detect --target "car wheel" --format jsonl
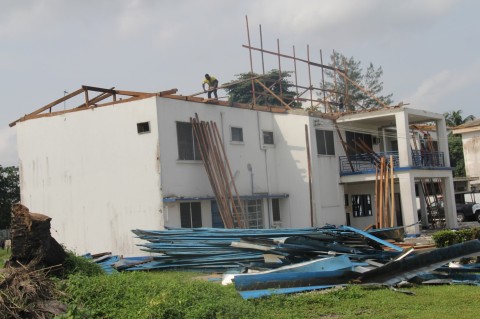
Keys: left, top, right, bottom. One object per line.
{"left": 457, "top": 213, "right": 465, "bottom": 223}
{"left": 476, "top": 212, "right": 480, "bottom": 224}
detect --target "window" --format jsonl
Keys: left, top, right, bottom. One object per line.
{"left": 176, "top": 122, "right": 201, "bottom": 160}
{"left": 235, "top": 199, "right": 264, "bottom": 229}
{"left": 137, "top": 122, "right": 150, "bottom": 134}
{"left": 346, "top": 131, "right": 372, "bottom": 155}
{"left": 316, "top": 130, "right": 335, "bottom": 155}
{"left": 272, "top": 198, "right": 281, "bottom": 222}
{"left": 180, "top": 202, "right": 202, "bottom": 228}
{"left": 263, "top": 131, "right": 274, "bottom": 145}
{"left": 231, "top": 127, "right": 243, "bottom": 142}
{"left": 351, "top": 195, "right": 372, "bottom": 217}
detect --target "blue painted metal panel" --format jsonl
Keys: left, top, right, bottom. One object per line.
{"left": 340, "top": 225, "right": 403, "bottom": 252}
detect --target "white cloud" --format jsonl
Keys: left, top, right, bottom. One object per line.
{"left": 405, "top": 58, "right": 480, "bottom": 109}
{"left": 0, "top": 127, "right": 18, "bottom": 167}
{"left": 249, "top": 0, "right": 457, "bottom": 47}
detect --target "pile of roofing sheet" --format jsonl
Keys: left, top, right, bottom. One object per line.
{"left": 86, "top": 226, "right": 480, "bottom": 299}
{"left": 127, "top": 225, "right": 404, "bottom": 272}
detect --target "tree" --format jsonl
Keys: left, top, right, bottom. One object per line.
{"left": 443, "top": 110, "right": 475, "bottom": 177}
{"left": 224, "top": 69, "right": 301, "bottom": 108}
{"left": 444, "top": 110, "right": 475, "bottom": 127}
{"left": 0, "top": 166, "right": 20, "bottom": 229}
{"left": 323, "top": 52, "right": 393, "bottom": 111}
{"left": 448, "top": 133, "right": 466, "bottom": 177}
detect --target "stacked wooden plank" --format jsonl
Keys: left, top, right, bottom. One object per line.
{"left": 375, "top": 155, "right": 395, "bottom": 228}
{"left": 353, "top": 138, "right": 395, "bottom": 228}
{"left": 191, "top": 115, "right": 246, "bottom": 228}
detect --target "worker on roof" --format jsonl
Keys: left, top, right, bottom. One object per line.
{"left": 202, "top": 74, "right": 219, "bottom": 99}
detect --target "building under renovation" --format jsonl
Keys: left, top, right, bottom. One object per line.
{"left": 10, "top": 26, "right": 457, "bottom": 255}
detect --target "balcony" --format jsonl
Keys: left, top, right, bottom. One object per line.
{"left": 339, "top": 150, "right": 446, "bottom": 176}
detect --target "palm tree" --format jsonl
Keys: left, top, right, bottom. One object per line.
{"left": 444, "top": 110, "right": 475, "bottom": 127}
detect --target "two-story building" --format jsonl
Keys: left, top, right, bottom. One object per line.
{"left": 11, "top": 86, "right": 457, "bottom": 255}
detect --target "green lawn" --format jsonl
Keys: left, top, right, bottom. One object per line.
{"left": 59, "top": 271, "right": 480, "bottom": 319}
{"left": 0, "top": 248, "right": 10, "bottom": 267}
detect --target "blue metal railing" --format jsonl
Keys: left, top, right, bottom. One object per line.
{"left": 339, "top": 150, "right": 445, "bottom": 175}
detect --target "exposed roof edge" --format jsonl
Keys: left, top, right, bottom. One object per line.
{"left": 9, "top": 86, "right": 178, "bottom": 127}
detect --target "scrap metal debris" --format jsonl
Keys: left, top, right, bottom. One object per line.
{"left": 88, "top": 226, "right": 480, "bottom": 299}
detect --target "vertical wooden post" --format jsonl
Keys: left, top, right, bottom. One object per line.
{"left": 390, "top": 155, "right": 395, "bottom": 227}
{"left": 384, "top": 157, "right": 390, "bottom": 227}
{"left": 379, "top": 157, "right": 385, "bottom": 228}
{"left": 84, "top": 88, "right": 90, "bottom": 108}
{"left": 305, "top": 124, "right": 314, "bottom": 227}
{"left": 375, "top": 165, "right": 379, "bottom": 228}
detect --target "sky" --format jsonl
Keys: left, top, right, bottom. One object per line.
{"left": 1, "top": 0, "right": 479, "bottom": 166}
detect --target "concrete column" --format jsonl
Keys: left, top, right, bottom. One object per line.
{"left": 418, "top": 182, "right": 428, "bottom": 228}
{"left": 442, "top": 176, "right": 458, "bottom": 229}
{"left": 398, "top": 172, "right": 420, "bottom": 235}
{"left": 436, "top": 118, "right": 450, "bottom": 167}
{"left": 395, "top": 111, "right": 412, "bottom": 167}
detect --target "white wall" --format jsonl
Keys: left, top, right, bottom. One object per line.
{"left": 17, "top": 98, "right": 163, "bottom": 256}
{"left": 16, "top": 96, "right": 349, "bottom": 255}
{"left": 462, "top": 131, "right": 480, "bottom": 182}
{"left": 155, "top": 97, "right": 345, "bottom": 229}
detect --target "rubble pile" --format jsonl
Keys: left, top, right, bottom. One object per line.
{"left": 0, "top": 265, "right": 66, "bottom": 319}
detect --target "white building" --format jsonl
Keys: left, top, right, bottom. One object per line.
{"left": 11, "top": 86, "right": 457, "bottom": 255}
{"left": 452, "top": 119, "right": 480, "bottom": 190}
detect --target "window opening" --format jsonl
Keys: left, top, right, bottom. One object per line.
{"left": 137, "top": 122, "right": 150, "bottom": 134}
{"left": 351, "top": 194, "right": 372, "bottom": 217}
{"left": 316, "top": 129, "right": 335, "bottom": 155}
{"left": 272, "top": 198, "right": 281, "bottom": 222}
{"left": 180, "top": 202, "right": 202, "bottom": 228}
{"left": 176, "top": 121, "right": 201, "bottom": 160}
{"left": 263, "top": 131, "right": 274, "bottom": 145}
{"left": 231, "top": 127, "right": 244, "bottom": 142}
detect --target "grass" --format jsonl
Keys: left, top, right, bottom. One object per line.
{"left": 0, "top": 248, "right": 10, "bottom": 267}
{"left": 2, "top": 248, "right": 478, "bottom": 318}
{"left": 58, "top": 270, "right": 480, "bottom": 319}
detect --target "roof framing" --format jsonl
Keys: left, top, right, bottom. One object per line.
{"left": 9, "top": 86, "right": 177, "bottom": 127}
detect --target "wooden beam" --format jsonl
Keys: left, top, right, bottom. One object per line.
{"left": 9, "top": 88, "right": 84, "bottom": 127}
{"left": 82, "top": 85, "right": 117, "bottom": 95}
{"left": 335, "top": 70, "right": 390, "bottom": 109}
{"left": 242, "top": 44, "right": 338, "bottom": 72}
{"left": 115, "top": 89, "right": 153, "bottom": 96}
{"left": 74, "top": 90, "right": 114, "bottom": 109}
{"left": 254, "top": 79, "right": 292, "bottom": 110}
{"left": 390, "top": 155, "right": 395, "bottom": 227}
{"left": 156, "top": 88, "right": 178, "bottom": 96}
{"left": 84, "top": 88, "right": 90, "bottom": 108}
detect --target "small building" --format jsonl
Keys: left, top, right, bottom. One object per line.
{"left": 11, "top": 86, "right": 457, "bottom": 255}
{"left": 452, "top": 119, "right": 480, "bottom": 195}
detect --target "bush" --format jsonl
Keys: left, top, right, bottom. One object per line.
{"left": 432, "top": 227, "right": 480, "bottom": 248}
{"left": 60, "top": 271, "right": 263, "bottom": 319}
{"left": 59, "top": 252, "right": 104, "bottom": 278}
